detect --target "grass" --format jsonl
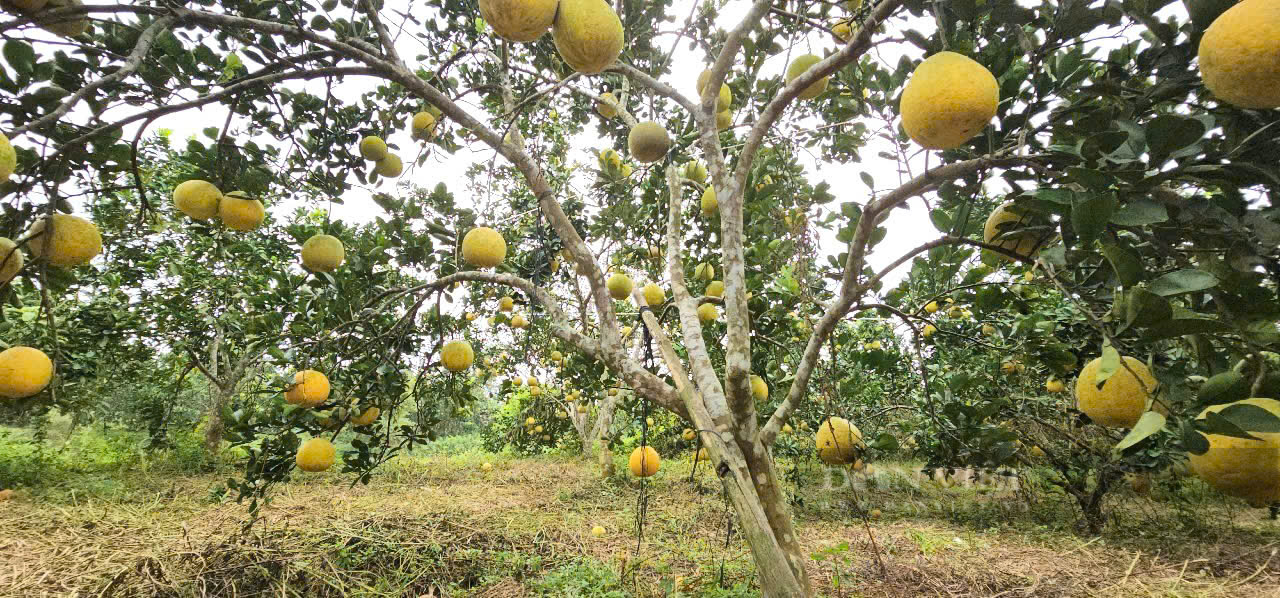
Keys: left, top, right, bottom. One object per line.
{"left": 1, "top": 434, "right": 1278, "bottom": 597}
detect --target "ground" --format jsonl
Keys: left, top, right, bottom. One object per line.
{"left": 2, "top": 445, "right": 1278, "bottom": 597}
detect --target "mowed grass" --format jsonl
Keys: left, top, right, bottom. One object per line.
{"left": 1, "top": 441, "right": 1278, "bottom": 597}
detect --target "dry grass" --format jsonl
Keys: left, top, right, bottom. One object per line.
{"left": 1, "top": 454, "right": 1277, "bottom": 597}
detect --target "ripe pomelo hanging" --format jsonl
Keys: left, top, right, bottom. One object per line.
{"left": 627, "top": 121, "right": 671, "bottom": 164}
{"left": 815, "top": 416, "right": 864, "bottom": 465}
{"left": 0, "top": 237, "right": 24, "bottom": 284}
{"left": 301, "top": 234, "right": 345, "bottom": 272}
{"left": 606, "top": 272, "right": 633, "bottom": 299}
{"left": 1197, "top": 0, "right": 1280, "bottom": 109}
{"left": 642, "top": 282, "right": 665, "bottom": 306}
{"left": 899, "top": 51, "right": 998, "bottom": 150}
{"left": 296, "top": 437, "right": 336, "bottom": 472}
{"left": 785, "top": 54, "right": 828, "bottom": 100}
{"left": 0, "top": 346, "right": 53, "bottom": 399}
{"left": 442, "top": 340, "right": 475, "bottom": 372}
{"left": 172, "top": 180, "right": 221, "bottom": 221}
{"left": 1075, "top": 356, "right": 1159, "bottom": 428}
{"left": 629, "top": 445, "right": 661, "bottom": 477}
{"left": 25, "top": 214, "right": 102, "bottom": 267}
{"left": 478, "top": 0, "right": 559, "bottom": 42}
{"left": 285, "top": 369, "right": 330, "bottom": 407}
{"left": 462, "top": 227, "right": 507, "bottom": 268}
{"left": 218, "top": 191, "right": 266, "bottom": 231}
{"left": 750, "top": 374, "right": 768, "bottom": 400}
{"left": 552, "top": 0, "right": 624, "bottom": 74}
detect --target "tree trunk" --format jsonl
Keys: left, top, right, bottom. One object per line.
{"left": 204, "top": 387, "right": 231, "bottom": 457}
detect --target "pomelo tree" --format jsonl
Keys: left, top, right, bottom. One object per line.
{"left": 2, "top": 0, "right": 1280, "bottom": 595}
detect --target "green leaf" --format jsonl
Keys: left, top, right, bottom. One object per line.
{"left": 1145, "top": 114, "right": 1205, "bottom": 162}
{"left": 1216, "top": 403, "right": 1280, "bottom": 433}
{"left": 1148, "top": 269, "right": 1218, "bottom": 296}
{"left": 1096, "top": 342, "right": 1121, "bottom": 387}
{"left": 869, "top": 432, "right": 899, "bottom": 451}
{"left": 1142, "top": 318, "right": 1230, "bottom": 340}
{"left": 1199, "top": 410, "right": 1262, "bottom": 441}
{"left": 1101, "top": 243, "right": 1143, "bottom": 287}
{"left": 1110, "top": 200, "right": 1168, "bottom": 226}
{"left": 1114, "top": 411, "right": 1166, "bottom": 454}
{"left": 1071, "top": 194, "right": 1116, "bottom": 245}
{"left": 1183, "top": 425, "right": 1210, "bottom": 455}
{"left": 3, "top": 41, "right": 35, "bottom": 77}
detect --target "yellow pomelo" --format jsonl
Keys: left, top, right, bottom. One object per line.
{"left": 596, "top": 92, "right": 619, "bottom": 118}
{"left": 833, "top": 22, "right": 852, "bottom": 42}
{"left": 296, "top": 437, "right": 336, "bottom": 472}
{"left": 285, "top": 369, "right": 330, "bottom": 407}
{"left": 0, "top": 132, "right": 16, "bottom": 181}
{"left": 0, "top": 237, "right": 24, "bottom": 284}
{"left": 411, "top": 111, "right": 437, "bottom": 140}
{"left": 1197, "top": 0, "right": 1280, "bottom": 109}
{"left": 511, "top": 314, "right": 529, "bottom": 328}
{"left": 442, "top": 340, "right": 475, "bottom": 372}
{"left": 549, "top": 350, "right": 563, "bottom": 363}
{"left": 696, "top": 70, "right": 733, "bottom": 111}
{"left": 785, "top": 54, "right": 829, "bottom": 100}
{"left": 815, "top": 417, "right": 864, "bottom": 465}
{"left": 684, "top": 161, "right": 707, "bottom": 183}
{"left": 1188, "top": 398, "right": 1280, "bottom": 507}
{"left": 351, "top": 406, "right": 380, "bottom": 426}
{"left": 642, "top": 282, "right": 664, "bottom": 306}
{"left": 42, "top": 0, "right": 89, "bottom": 37}
{"left": 706, "top": 280, "right": 723, "bottom": 298}
{"left": 922, "top": 324, "right": 936, "bottom": 338}
{"left": 983, "top": 203, "right": 1044, "bottom": 259}
{"left": 25, "top": 214, "right": 101, "bottom": 267}
{"left": 925, "top": 301, "right": 938, "bottom": 313}
{"left": 629, "top": 445, "right": 661, "bottom": 477}
{"left": 0, "top": 346, "right": 53, "bottom": 399}
{"left": 682, "top": 428, "right": 696, "bottom": 441}
{"left": 374, "top": 154, "right": 403, "bottom": 177}
{"left": 499, "top": 295, "right": 515, "bottom": 311}
{"left": 461, "top": 227, "right": 507, "bottom": 268}
{"left": 627, "top": 121, "right": 671, "bottom": 164}
{"left": 716, "top": 109, "right": 732, "bottom": 131}
{"left": 1075, "top": 356, "right": 1158, "bottom": 428}
{"left": 552, "top": 0, "right": 624, "bottom": 74}
{"left": 478, "top": 0, "right": 558, "bottom": 42}
{"left": 606, "top": 272, "right": 633, "bottom": 299}
{"left": 591, "top": 525, "right": 605, "bottom": 537}
{"left": 301, "top": 234, "right": 345, "bottom": 272}
{"left": 697, "top": 303, "right": 718, "bottom": 322}
{"left": 359, "top": 135, "right": 388, "bottom": 161}
{"left": 1046, "top": 379, "right": 1065, "bottom": 393}
{"left": 218, "top": 191, "right": 265, "bottom": 231}
{"left": 694, "top": 447, "right": 709, "bottom": 462}
{"left": 900, "top": 51, "right": 999, "bottom": 150}
{"left": 700, "top": 187, "right": 718, "bottom": 216}
{"left": 172, "top": 179, "right": 221, "bottom": 221}
{"left": 750, "top": 374, "right": 768, "bottom": 400}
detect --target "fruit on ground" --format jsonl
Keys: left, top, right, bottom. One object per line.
{"left": 478, "top": 0, "right": 558, "bottom": 42}
{"left": 351, "top": 407, "right": 380, "bottom": 426}
{"left": 301, "top": 234, "right": 345, "bottom": 272}
{"left": 218, "top": 191, "right": 266, "bottom": 231}
{"left": 25, "top": 214, "right": 102, "bottom": 266}
{"left": 1197, "top": 0, "right": 1280, "bottom": 109}
{"left": 642, "top": 282, "right": 665, "bottom": 306}
{"left": 701, "top": 187, "right": 718, "bottom": 216}
{"left": 359, "top": 135, "right": 387, "bottom": 161}
{"left": 0, "top": 132, "right": 15, "bottom": 181}
{"left": 442, "top": 340, "right": 475, "bottom": 372}
{"left": 0, "top": 237, "right": 24, "bottom": 284}
{"left": 411, "top": 111, "right": 437, "bottom": 140}
{"left": 1046, "top": 379, "right": 1065, "bottom": 393}
{"left": 606, "top": 273, "right": 633, "bottom": 299}
{"left": 511, "top": 314, "right": 529, "bottom": 328}
{"left": 482, "top": 462, "right": 493, "bottom": 471}
{"left": 627, "top": 121, "right": 671, "bottom": 164}
{"left": 1188, "top": 398, "right": 1280, "bottom": 506}
{"left": 499, "top": 295, "right": 515, "bottom": 311}
{"left": 591, "top": 525, "right": 606, "bottom": 537}
{"left": 0, "top": 346, "right": 53, "bottom": 399}
{"left": 696, "top": 69, "right": 733, "bottom": 111}
{"left": 285, "top": 369, "right": 331, "bottom": 407}
{"left": 462, "top": 227, "right": 507, "bottom": 268}
{"left": 706, "top": 280, "right": 724, "bottom": 298}
{"left": 551, "top": 0, "right": 624, "bottom": 74}
{"left": 785, "top": 54, "right": 829, "bottom": 100}
{"left": 629, "top": 445, "right": 661, "bottom": 477}
{"left": 41, "top": 0, "right": 89, "bottom": 37}
{"left": 596, "top": 92, "right": 619, "bottom": 118}
{"left": 983, "top": 203, "right": 1044, "bottom": 259}
{"left": 172, "top": 179, "right": 221, "bottom": 220}
{"left": 374, "top": 154, "right": 403, "bottom": 177}
{"left": 697, "top": 303, "right": 718, "bottom": 322}
{"left": 695, "top": 447, "right": 709, "bottom": 462}
{"left": 750, "top": 374, "right": 768, "bottom": 400}
{"left": 899, "top": 51, "right": 998, "bottom": 149}
{"left": 534, "top": 425, "right": 543, "bottom": 433}
{"left": 1076, "top": 356, "right": 1158, "bottom": 428}
{"left": 525, "top": 417, "right": 536, "bottom": 425}
{"left": 296, "top": 437, "right": 336, "bottom": 472}
{"left": 716, "top": 109, "right": 732, "bottom": 130}
{"left": 870, "top": 508, "right": 882, "bottom": 519}
{"left": 815, "top": 417, "right": 864, "bottom": 465}
{"left": 781, "top": 424, "right": 794, "bottom": 434}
